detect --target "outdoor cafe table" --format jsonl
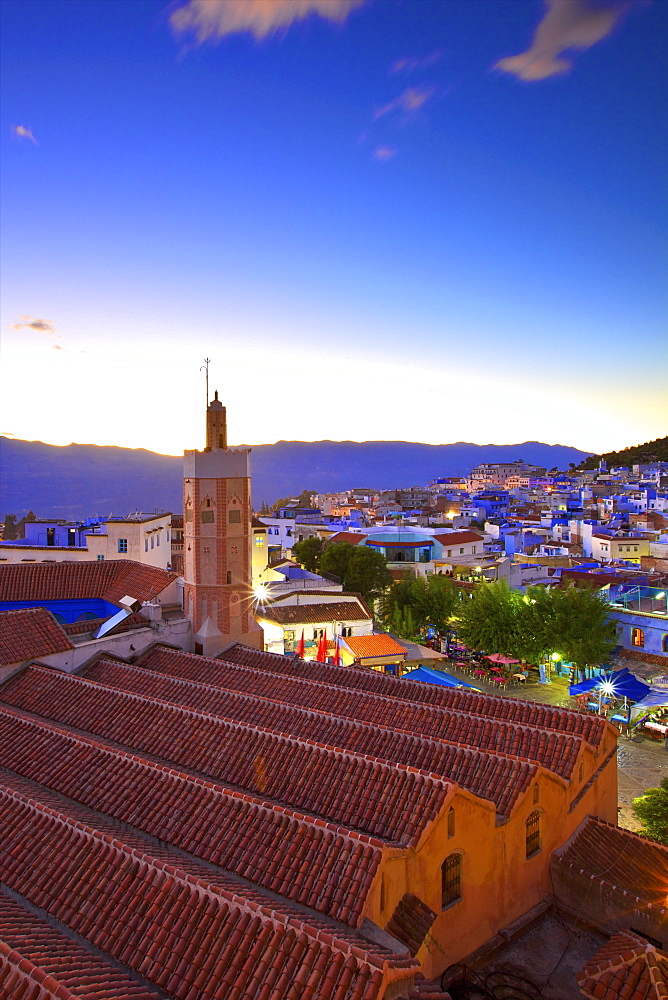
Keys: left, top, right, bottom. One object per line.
{"left": 644, "top": 720, "right": 668, "bottom": 737}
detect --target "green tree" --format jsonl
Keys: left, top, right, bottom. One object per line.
{"left": 320, "top": 541, "right": 391, "bottom": 602}
{"left": 320, "top": 540, "right": 355, "bottom": 584}
{"left": 454, "top": 580, "right": 524, "bottom": 657}
{"left": 292, "top": 536, "right": 324, "bottom": 573}
{"left": 381, "top": 575, "right": 459, "bottom": 636}
{"left": 541, "top": 584, "right": 616, "bottom": 672}
{"left": 270, "top": 490, "right": 315, "bottom": 514}
{"left": 632, "top": 777, "right": 668, "bottom": 845}
{"left": 2, "top": 513, "right": 19, "bottom": 541}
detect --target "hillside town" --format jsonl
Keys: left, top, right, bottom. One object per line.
{"left": 0, "top": 396, "right": 666, "bottom": 1000}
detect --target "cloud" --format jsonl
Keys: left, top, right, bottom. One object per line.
{"left": 494, "top": 0, "right": 631, "bottom": 82}
{"left": 373, "top": 84, "right": 436, "bottom": 120}
{"left": 391, "top": 50, "right": 443, "bottom": 74}
{"left": 12, "top": 125, "right": 37, "bottom": 143}
{"left": 13, "top": 316, "right": 57, "bottom": 335}
{"left": 170, "top": 0, "right": 365, "bottom": 43}
{"left": 52, "top": 345, "right": 64, "bottom": 351}
{"left": 372, "top": 145, "right": 397, "bottom": 162}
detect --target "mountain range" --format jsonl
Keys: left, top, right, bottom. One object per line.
{"left": 0, "top": 436, "right": 591, "bottom": 520}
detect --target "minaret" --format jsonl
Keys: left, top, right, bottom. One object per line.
{"left": 182, "top": 392, "right": 264, "bottom": 655}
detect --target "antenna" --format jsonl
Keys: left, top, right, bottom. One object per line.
{"left": 200, "top": 357, "right": 211, "bottom": 406}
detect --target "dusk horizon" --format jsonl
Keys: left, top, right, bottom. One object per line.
{"left": 2, "top": 0, "right": 667, "bottom": 454}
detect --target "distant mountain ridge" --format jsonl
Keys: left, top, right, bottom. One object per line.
{"left": 0, "top": 436, "right": 591, "bottom": 519}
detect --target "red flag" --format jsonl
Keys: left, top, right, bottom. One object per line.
{"left": 333, "top": 636, "right": 341, "bottom": 666}
{"left": 296, "top": 630, "right": 305, "bottom": 658}
{"left": 317, "top": 630, "right": 328, "bottom": 662}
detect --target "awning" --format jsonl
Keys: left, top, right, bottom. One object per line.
{"left": 402, "top": 666, "right": 480, "bottom": 690}
{"left": 569, "top": 667, "right": 650, "bottom": 703}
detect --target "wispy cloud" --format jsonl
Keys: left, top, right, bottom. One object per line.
{"left": 391, "top": 50, "right": 443, "bottom": 74}
{"left": 13, "top": 316, "right": 57, "bottom": 334}
{"left": 373, "top": 84, "right": 436, "bottom": 121}
{"left": 170, "top": 0, "right": 365, "bottom": 43}
{"left": 372, "top": 145, "right": 397, "bottom": 162}
{"left": 12, "top": 125, "right": 37, "bottom": 143}
{"left": 494, "top": 0, "right": 631, "bottom": 82}
{"left": 52, "top": 344, "right": 64, "bottom": 351}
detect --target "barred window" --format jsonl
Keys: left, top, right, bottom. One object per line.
{"left": 441, "top": 853, "right": 461, "bottom": 908}
{"left": 201, "top": 510, "right": 214, "bottom": 524}
{"left": 526, "top": 811, "right": 540, "bottom": 858}
{"left": 229, "top": 509, "right": 241, "bottom": 523}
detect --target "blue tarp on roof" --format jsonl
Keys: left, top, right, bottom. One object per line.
{"left": 569, "top": 667, "right": 649, "bottom": 703}
{"left": 402, "top": 665, "right": 480, "bottom": 689}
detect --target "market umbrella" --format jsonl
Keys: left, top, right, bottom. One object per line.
{"left": 296, "top": 630, "right": 305, "bottom": 658}
{"left": 316, "top": 631, "right": 328, "bottom": 662}
{"left": 402, "top": 666, "right": 481, "bottom": 690}
{"left": 486, "top": 653, "right": 520, "bottom": 665}
{"left": 568, "top": 667, "right": 649, "bottom": 703}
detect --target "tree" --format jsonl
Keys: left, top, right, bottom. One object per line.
{"left": 320, "top": 541, "right": 391, "bottom": 603}
{"left": 632, "top": 777, "right": 668, "bottom": 845}
{"left": 381, "top": 575, "right": 459, "bottom": 636}
{"left": 292, "top": 537, "right": 324, "bottom": 573}
{"left": 2, "top": 514, "right": 19, "bottom": 541}
{"left": 454, "top": 580, "right": 524, "bottom": 657}
{"left": 320, "top": 541, "right": 356, "bottom": 584}
{"left": 540, "top": 584, "right": 616, "bottom": 672}
{"left": 270, "top": 490, "right": 315, "bottom": 514}
{"left": 18, "top": 511, "right": 37, "bottom": 538}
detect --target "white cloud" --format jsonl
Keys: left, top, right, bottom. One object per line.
{"left": 170, "top": 0, "right": 365, "bottom": 43}
{"left": 13, "top": 125, "right": 37, "bottom": 143}
{"left": 13, "top": 316, "right": 57, "bottom": 335}
{"left": 495, "top": 0, "right": 629, "bottom": 82}
{"left": 373, "top": 84, "right": 436, "bottom": 121}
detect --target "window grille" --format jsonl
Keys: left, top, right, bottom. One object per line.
{"left": 441, "top": 853, "right": 461, "bottom": 908}
{"left": 526, "top": 811, "right": 540, "bottom": 858}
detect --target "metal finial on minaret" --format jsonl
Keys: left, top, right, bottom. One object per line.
{"left": 200, "top": 357, "right": 211, "bottom": 409}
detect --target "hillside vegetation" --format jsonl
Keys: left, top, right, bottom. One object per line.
{"left": 578, "top": 436, "right": 668, "bottom": 471}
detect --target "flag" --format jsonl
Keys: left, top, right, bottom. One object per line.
{"left": 296, "top": 630, "right": 305, "bottom": 658}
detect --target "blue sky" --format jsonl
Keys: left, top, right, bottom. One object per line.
{"left": 1, "top": 0, "right": 666, "bottom": 455}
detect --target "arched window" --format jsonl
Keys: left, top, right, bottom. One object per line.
{"left": 632, "top": 628, "right": 645, "bottom": 648}
{"left": 447, "top": 807, "right": 455, "bottom": 839}
{"left": 226, "top": 571, "right": 232, "bottom": 584}
{"left": 441, "top": 853, "right": 462, "bottom": 908}
{"left": 526, "top": 811, "right": 540, "bottom": 858}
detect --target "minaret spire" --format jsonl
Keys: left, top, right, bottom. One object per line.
{"left": 206, "top": 389, "right": 227, "bottom": 450}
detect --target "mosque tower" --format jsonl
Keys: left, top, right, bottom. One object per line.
{"left": 183, "top": 391, "right": 264, "bottom": 654}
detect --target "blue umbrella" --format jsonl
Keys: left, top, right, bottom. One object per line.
{"left": 569, "top": 667, "right": 649, "bottom": 703}
{"left": 403, "top": 665, "right": 480, "bottom": 689}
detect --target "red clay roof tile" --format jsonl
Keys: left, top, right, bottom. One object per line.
{"left": 0, "top": 608, "right": 73, "bottom": 666}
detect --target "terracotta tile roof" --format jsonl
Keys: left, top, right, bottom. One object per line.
{"left": 0, "top": 608, "right": 72, "bottom": 666}
{"left": 576, "top": 930, "right": 668, "bottom": 1000}
{"left": 433, "top": 531, "right": 484, "bottom": 546}
{"left": 0, "top": 560, "right": 177, "bottom": 606}
{"left": 258, "top": 600, "right": 371, "bottom": 626}
{"left": 0, "top": 891, "right": 162, "bottom": 999}
{"left": 0, "top": 773, "right": 414, "bottom": 1000}
{"left": 555, "top": 816, "right": 668, "bottom": 910}
{"left": 620, "top": 649, "right": 668, "bottom": 668}
{"left": 219, "top": 643, "right": 606, "bottom": 749}
{"left": 385, "top": 894, "right": 437, "bottom": 957}
{"left": 0, "top": 703, "right": 382, "bottom": 926}
{"left": 326, "top": 532, "right": 368, "bottom": 546}
{"left": 0, "top": 664, "right": 451, "bottom": 848}
{"left": 137, "top": 645, "right": 584, "bottom": 780}
{"left": 84, "top": 655, "right": 536, "bottom": 817}
{"left": 344, "top": 635, "right": 407, "bottom": 659}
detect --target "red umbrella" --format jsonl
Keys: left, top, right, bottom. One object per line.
{"left": 296, "top": 630, "right": 305, "bottom": 658}
{"left": 333, "top": 636, "right": 341, "bottom": 666}
{"left": 316, "top": 631, "right": 328, "bottom": 662}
